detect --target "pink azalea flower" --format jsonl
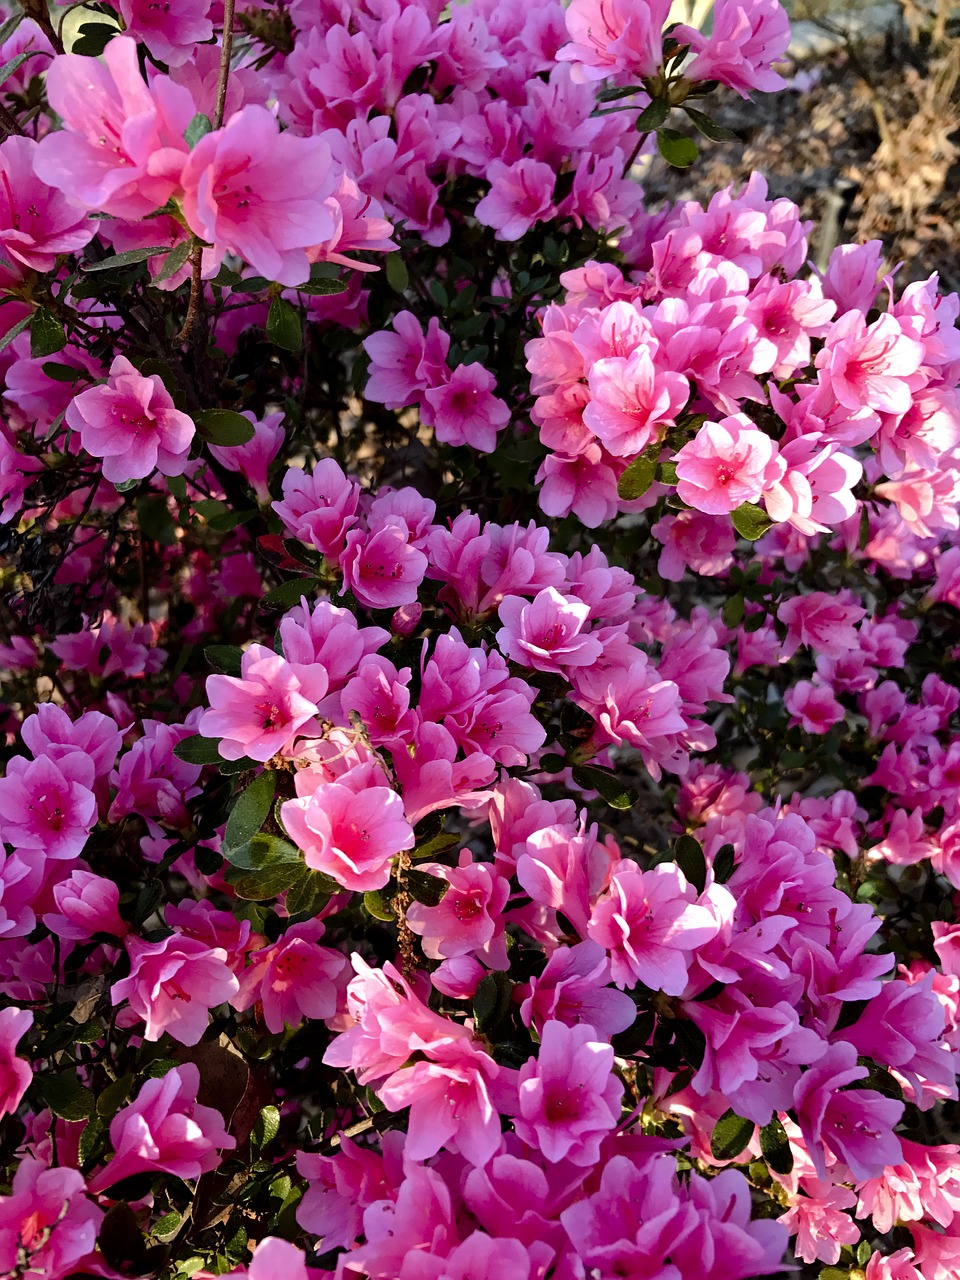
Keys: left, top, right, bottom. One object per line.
{"left": 497, "top": 587, "right": 603, "bottom": 674}
{"left": 815, "top": 311, "right": 927, "bottom": 416}
{"left": 422, "top": 362, "right": 510, "bottom": 452}
{"left": 110, "top": 932, "right": 240, "bottom": 1046}
{"left": 520, "top": 939, "right": 637, "bottom": 1039}
{"left": 558, "top": 0, "right": 674, "bottom": 82}
{"left": 784, "top": 680, "right": 846, "bottom": 734}
{"left": 364, "top": 312, "right": 451, "bottom": 409}
{"left": 588, "top": 861, "right": 721, "bottom": 993}
{"left": 42, "top": 869, "right": 128, "bottom": 942}
{"left": 33, "top": 36, "right": 192, "bottom": 219}
{"left": 475, "top": 158, "right": 556, "bottom": 241}
{"left": 233, "top": 920, "right": 348, "bottom": 1034}
{"left": 119, "top": 0, "right": 213, "bottom": 67}
{"left": 0, "top": 752, "right": 96, "bottom": 860}
{"left": 583, "top": 348, "right": 689, "bottom": 457}
{"left": 181, "top": 105, "right": 338, "bottom": 286}
{"left": 406, "top": 849, "right": 510, "bottom": 965}
{"left": 272, "top": 459, "right": 361, "bottom": 562}
{"left": 0, "top": 1158, "right": 101, "bottom": 1280}
{"left": 865, "top": 1248, "right": 923, "bottom": 1280}
{"left": 677, "top": 0, "right": 791, "bottom": 98}
{"left": 674, "top": 414, "right": 785, "bottom": 516}
{"left": 86, "top": 1064, "right": 235, "bottom": 1193}
{"left": 777, "top": 1179, "right": 859, "bottom": 1265}
{"left": 0, "top": 136, "right": 94, "bottom": 273}
{"left": 340, "top": 520, "right": 429, "bottom": 609}
{"left": 247, "top": 1237, "right": 314, "bottom": 1280}
{"left": 209, "top": 410, "right": 285, "bottom": 504}
{"left": 0, "top": 1007, "right": 32, "bottom": 1119}
{"left": 198, "top": 643, "right": 322, "bottom": 762}
{"left": 776, "top": 590, "right": 866, "bottom": 659}
{"left": 65, "top": 354, "right": 196, "bottom": 484}
{"left": 281, "top": 775, "right": 415, "bottom": 892}
{"left": 793, "top": 1041, "right": 904, "bottom": 1180}
{"left": 514, "top": 1019, "right": 622, "bottom": 1165}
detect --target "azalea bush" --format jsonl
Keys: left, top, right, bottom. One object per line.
{"left": 2, "top": 1, "right": 960, "bottom": 1279}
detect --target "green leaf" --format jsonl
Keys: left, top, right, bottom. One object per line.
{"left": 682, "top": 105, "right": 738, "bottom": 141}
{"left": 225, "top": 860, "right": 305, "bottom": 901}
{"left": 195, "top": 408, "right": 256, "bottom": 447}
{"left": 617, "top": 452, "right": 657, "bottom": 501}
{"left": 96, "top": 1073, "right": 134, "bottom": 1119}
{"left": 363, "top": 889, "right": 396, "bottom": 921}
{"left": 41, "top": 361, "right": 84, "bottom": 383}
{"left": 731, "top": 503, "right": 773, "bottom": 541}
{"left": 266, "top": 296, "right": 302, "bottom": 351}
{"left": 857, "top": 1241, "right": 871, "bottom": 1266}
{"left": 294, "top": 277, "right": 349, "bottom": 296}
{"left": 712, "top": 843, "right": 737, "bottom": 884}
{"left": 72, "top": 21, "right": 118, "bottom": 57}
{"left": 759, "top": 1115, "right": 794, "bottom": 1174}
{"left": 143, "top": 1057, "right": 178, "bottom": 1078}
{"left": 136, "top": 494, "right": 177, "bottom": 546}
{"left": 79, "top": 1115, "right": 108, "bottom": 1171}
{"left": 571, "top": 763, "right": 637, "bottom": 810}
{"left": 386, "top": 253, "right": 409, "bottom": 293}
{"left": 0, "top": 49, "right": 46, "bottom": 90}
{"left": 38, "top": 1072, "right": 95, "bottom": 1121}
{"left": 82, "top": 246, "right": 170, "bottom": 272}
{"left": 859, "top": 502, "right": 871, "bottom": 551}
{"left": 0, "top": 313, "right": 31, "bottom": 353}
{"left": 674, "top": 834, "right": 707, "bottom": 893}
{"left": 634, "top": 98, "right": 670, "bottom": 131}
{"left": 710, "top": 1109, "right": 755, "bottom": 1161}
{"left": 231, "top": 275, "right": 271, "bottom": 294}
{"left": 184, "top": 113, "right": 213, "bottom": 148}
{"left": 850, "top": 1061, "right": 904, "bottom": 1101}
{"left": 406, "top": 868, "right": 449, "bottom": 906}
{"left": 224, "top": 771, "right": 276, "bottom": 854}
{"left": 205, "top": 645, "right": 244, "bottom": 676}
{"left": 261, "top": 578, "right": 315, "bottom": 608}
{"left": 285, "top": 868, "right": 335, "bottom": 916}
{"left": 223, "top": 832, "right": 301, "bottom": 871}
{"left": 656, "top": 128, "right": 699, "bottom": 168}
{"left": 818, "top": 1270, "right": 849, "bottom": 1280}
{"left": 173, "top": 735, "right": 222, "bottom": 765}
{"left": 722, "top": 593, "right": 745, "bottom": 628}
{"left": 30, "top": 307, "right": 66, "bottom": 358}
{"left": 152, "top": 1211, "right": 183, "bottom": 1239}
{"left": 473, "top": 972, "right": 513, "bottom": 1033}
{"left": 153, "top": 238, "right": 194, "bottom": 285}
{"left": 252, "top": 1104, "right": 280, "bottom": 1150}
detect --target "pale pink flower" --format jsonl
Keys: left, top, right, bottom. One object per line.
{"left": 652, "top": 509, "right": 737, "bottom": 581}
{"left": 42, "top": 870, "right": 128, "bottom": 942}
{"left": 364, "top": 312, "right": 451, "bottom": 409}
{"left": 777, "top": 590, "right": 865, "bottom": 659}
{"left": 340, "top": 520, "right": 429, "bottom": 609}
{"left": 515, "top": 1019, "right": 623, "bottom": 1165}
{"left": 674, "top": 414, "right": 784, "bottom": 515}
{"left": 475, "top": 158, "right": 556, "bottom": 241}
{"left": 0, "top": 752, "right": 96, "bottom": 860}
{"left": 198, "top": 643, "right": 322, "bottom": 762}
{"left": 272, "top": 459, "right": 360, "bottom": 561}
{"left": 537, "top": 446, "right": 622, "bottom": 528}
{"left": 87, "top": 1064, "right": 235, "bottom": 1192}
{"left": 678, "top": 0, "right": 791, "bottom": 98}
{"left": 784, "top": 680, "right": 846, "bottom": 734}
{"left": 865, "top": 1249, "right": 923, "bottom": 1280}
{"left": 815, "top": 311, "right": 927, "bottom": 416}
{"left": 209, "top": 410, "right": 285, "bottom": 504}
{"left": 778, "top": 1179, "right": 859, "bottom": 1264}
{"left": 233, "top": 920, "right": 348, "bottom": 1034}
{"left": 406, "top": 850, "right": 510, "bottom": 966}
{"left": 583, "top": 348, "right": 689, "bottom": 457}
{"left": 422, "top": 362, "right": 510, "bottom": 452}
{"left": 0, "top": 1158, "right": 101, "bottom": 1280}
{"left": 0, "top": 1007, "right": 32, "bottom": 1119}
{"left": 181, "top": 105, "right": 338, "bottom": 286}
{"left": 558, "top": 0, "right": 674, "bottom": 82}
{"left": 497, "top": 587, "right": 603, "bottom": 674}
{"left": 0, "top": 136, "right": 94, "bottom": 272}
{"left": 281, "top": 775, "right": 414, "bottom": 892}
{"left": 247, "top": 1237, "right": 313, "bottom": 1280}
{"left": 111, "top": 933, "right": 240, "bottom": 1046}
{"left": 65, "top": 354, "right": 195, "bottom": 484}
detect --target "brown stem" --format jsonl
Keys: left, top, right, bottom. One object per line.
{"left": 0, "top": 100, "right": 23, "bottom": 139}
{"left": 175, "top": 245, "right": 204, "bottom": 344}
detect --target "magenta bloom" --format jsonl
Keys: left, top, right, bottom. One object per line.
{"left": 584, "top": 349, "right": 689, "bottom": 457}
{"left": 0, "top": 1158, "right": 101, "bottom": 1280}
{"left": 0, "top": 1007, "right": 32, "bottom": 1119}
{"left": 784, "top": 680, "right": 846, "bottom": 734}
{"left": 272, "top": 459, "right": 361, "bottom": 561}
{"left": 558, "top": 0, "right": 674, "bottom": 82}
{"left": 406, "top": 850, "right": 510, "bottom": 965}
{"left": 87, "top": 1064, "right": 235, "bottom": 1193}
{"left": 281, "top": 778, "right": 415, "bottom": 892}
{"left": 65, "top": 354, "right": 195, "bottom": 485}
{"left": 678, "top": 0, "right": 791, "bottom": 98}
{"left": 794, "top": 1041, "right": 905, "bottom": 1180}
{"left": 475, "top": 158, "right": 556, "bottom": 241}
{"left": 520, "top": 940, "right": 637, "bottom": 1040}
{"left": 110, "top": 932, "right": 240, "bottom": 1046}
{"left": 674, "top": 414, "right": 784, "bottom": 515}
{"left": 340, "top": 521, "right": 429, "bottom": 609}
{"left": 198, "top": 643, "right": 322, "bottom": 762}
{"left": 423, "top": 362, "right": 510, "bottom": 452}
{"left": 0, "top": 136, "right": 94, "bottom": 273}
{"left": 42, "top": 869, "right": 128, "bottom": 942}
{"left": 497, "top": 587, "right": 603, "bottom": 674}
{"left": 33, "top": 37, "right": 192, "bottom": 219}
{"left": 364, "top": 311, "right": 451, "bottom": 410}
{"left": 119, "top": 0, "right": 213, "bottom": 67}
{"left": 514, "top": 1020, "right": 623, "bottom": 1166}
{"left": 209, "top": 410, "right": 285, "bottom": 504}
{"left": 181, "top": 105, "right": 337, "bottom": 287}
{"left": 234, "top": 920, "right": 348, "bottom": 1034}
{"left": 0, "top": 752, "right": 96, "bottom": 860}
{"left": 588, "top": 862, "right": 720, "bottom": 993}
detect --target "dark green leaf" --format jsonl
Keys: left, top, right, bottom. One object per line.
{"left": 411, "top": 830, "right": 461, "bottom": 860}
{"left": 473, "top": 972, "right": 512, "bottom": 1033}
{"left": 759, "top": 1115, "right": 794, "bottom": 1174}
{"left": 538, "top": 753, "right": 567, "bottom": 774}
{"left": 682, "top": 105, "right": 738, "bottom": 141}
{"left": 224, "top": 833, "right": 301, "bottom": 871}
{"left": 261, "top": 578, "right": 315, "bottom": 608}
{"left": 386, "top": 254, "right": 409, "bottom": 293}
{"left": 406, "top": 868, "right": 449, "bottom": 906}
{"left": 38, "top": 1072, "right": 95, "bottom": 1121}
{"left": 153, "top": 239, "right": 193, "bottom": 285}
{"left": 850, "top": 1061, "right": 904, "bottom": 1101}
{"left": 635, "top": 98, "right": 670, "bottom": 131}
{"left": 0, "top": 314, "right": 31, "bottom": 353}
{"left": 672, "top": 1018, "right": 707, "bottom": 1070}
{"left": 712, "top": 843, "right": 737, "bottom": 884}
{"left": 184, "top": 113, "right": 213, "bottom": 148}
{"left": 294, "top": 277, "right": 349, "bottom": 296}
{"left": 82, "top": 246, "right": 170, "bottom": 272}
{"left": 731, "top": 503, "right": 773, "bottom": 541}
{"left": 252, "top": 1104, "right": 280, "bottom": 1150}
{"left": 617, "top": 452, "right": 657, "bottom": 501}
{"left": 363, "top": 889, "right": 396, "bottom": 921}
{"left": 41, "top": 361, "right": 85, "bottom": 383}
{"left": 266, "top": 296, "right": 302, "bottom": 351}
{"left": 96, "top": 1073, "right": 134, "bottom": 1119}
{"left": 0, "top": 49, "right": 46, "bottom": 90}
{"left": 30, "top": 307, "right": 66, "bottom": 358}
{"left": 136, "top": 494, "right": 176, "bottom": 546}
{"left": 710, "top": 1109, "right": 755, "bottom": 1161}
{"left": 195, "top": 408, "right": 256, "bottom": 447}
{"left": 173, "top": 735, "right": 222, "bottom": 764}
{"left": 571, "top": 762, "right": 637, "bottom": 810}
{"left": 79, "top": 1115, "right": 108, "bottom": 1171}
{"left": 656, "top": 128, "right": 698, "bottom": 167}
{"left": 72, "top": 21, "right": 118, "bottom": 57}
{"left": 204, "top": 645, "right": 244, "bottom": 676}
{"left": 859, "top": 502, "right": 871, "bottom": 551}
{"left": 674, "top": 834, "right": 707, "bottom": 893}
{"left": 224, "top": 771, "right": 276, "bottom": 853}
{"left": 834, "top": 999, "right": 869, "bottom": 1032}
{"left": 721, "top": 593, "right": 745, "bottom": 628}
{"left": 219, "top": 755, "right": 259, "bottom": 775}
{"left": 142, "top": 1057, "right": 178, "bottom": 1078}
{"left": 226, "top": 860, "right": 305, "bottom": 901}
{"left": 285, "top": 868, "right": 335, "bottom": 916}
{"left": 231, "top": 275, "right": 271, "bottom": 294}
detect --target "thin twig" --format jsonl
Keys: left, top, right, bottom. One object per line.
{"left": 0, "top": 100, "right": 23, "bottom": 138}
